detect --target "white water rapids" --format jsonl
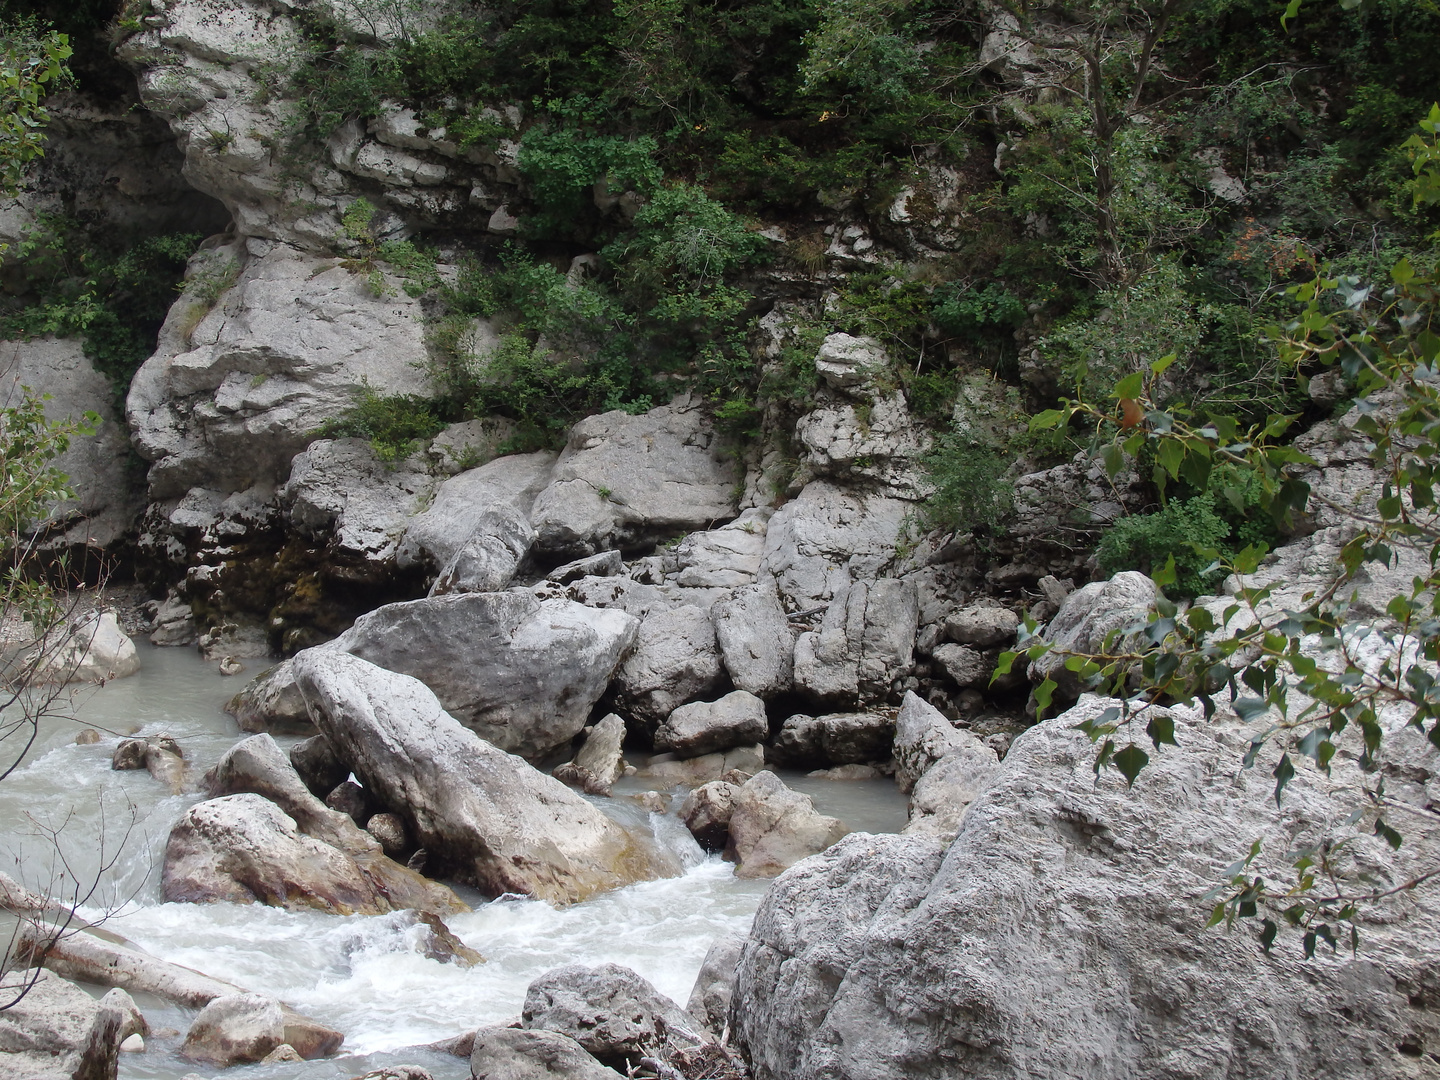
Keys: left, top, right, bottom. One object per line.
{"left": 0, "top": 643, "right": 908, "bottom": 1078}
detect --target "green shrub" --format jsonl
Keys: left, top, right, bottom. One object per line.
{"left": 932, "top": 283, "right": 1026, "bottom": 338}
{"left": 318, "top": 386, "right": 445, "bottom": 462}
{"left": 919, "top": 434, "right": 1014, "bottom": 537}
{"left": 1096, "top": 494, "right": 1232, "bottom": 598}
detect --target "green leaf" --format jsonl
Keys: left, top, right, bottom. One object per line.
{"left": 993, "top": 651, "right": 1017, "bottom": 680}
{"left": 1113, "top": 743, "right": 1150, "bottom": 786}
{"left": 1259, "top": 918, "right": 1278, "bottom": 954}
{"left": 1029, "top": 408, "right": 1068, "bottom": 431}
{"left": 1234, "top": 697, "right": 1269, "bottom": 722}
{"left": 1033, "top": 678, "right": 1057, "bottom": 718}
{"left": 1112, "top": 371, "right": 1145, "bottom": 400}
{"left": 1146, "top": 713, "right": 1178, "bottom": 748}
{"left": 1273, "top": 752, "right": 1295, "bottom": 806}
{"left": 1150, "top": 353, "right": 1177, "bottom": 375}
{"left": 1280, "top": 0, "right": 1303, "bottom": 27}
{"left": 1101, "top": 442, "right": 1125, "bottom": 478}
{"left": 1375, "top": 818, "right": 1403, "bottom": 850}
{"left": 1152, "top": 554, "right": 1177, "bottom": 589}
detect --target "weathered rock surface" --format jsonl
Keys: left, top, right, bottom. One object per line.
{"left": 678, "top": 781, "right": 739, "bottom": 850}
{"left": 711, "top": 578, "right": 795, "bottom": 698}
{"left": 903, "top": 739, "right": 1000, "bottom": 841}
{"left": 792, "top": 579, "right": 918, "bottom": 702}
{"left": 553, "top": 713, "right": 626, "bottom": 796}
{"left": 686, "top": 930, "right": 747, "bottom": 1035}
{"left": 668, "top": 509, "right": 770, "bottom": 589}
{"left": 732, "top": 695, "right": 1440, "bottom": 1079}
{"left": 163, "top": 788, "right": 462, "bottom": 916}
{"left": 611, "top": 604, "right": 726, "bottom": 726}
{"left": 893, "top": 690, "right": 969, "bottom": 793}
{"left": 724, "top": 772, "right": 848, "bottom": 879}
{"left": 0, "top": 336, "right": 143, "bottom": 549}
{"left": 469, "top": 1025, "right": 620, "bottom": 1080}
{"left": 127, "top": 247, "right": 437, "bottom": 499}
{"left": 428, "top": 505, "right": 536, "bottom": 596}
{"left": 28, "top": 613, "right": 140, "bottom": 685}
{"left": 796, "top": 389, "right": 928, "bottom": 494}
{"left": 770, "top": 712, "right": 893, "bottom": 768}
{"left": 282, "top": 438, "right": 437, "bottom": 568}
{"left": 930, "top": 642, "right": 991, "bottom": 688}
{"left": 289, "top": 732, "right": 349, "bottom": 797}
{"left": 225, "top": 659, "right": 314, "bottom": 734}
{"left": 654, "top": 691, "right": 768, "bottom": 757}
{"left": 529, "top": 396, "right": 740, "bottom": 559}
{"left": 112, "top": 735, "right": 185, "bottom": 792}
{"left": 0, "top": 969, "right": 131, "bottom": 1080}
{"left": 1030, "top": 571, "right": 1157, "bottom": 702}
{"left": 944, "top": 602, "right": 1021, "bottom": 648}
{"left": 180, "top": 993, "right": 284, "bottom": 1067}
{"left": 635, "top": 745, "right": 765, "bottom": 787}
{"left": 394, "top": 451, "right": 555, "bottom": 569}
{"left": 522, "top": 963, "right": 707, "bottom": 1068}
{"left": 294, "top": 650, "right": 650, "bottom": 903}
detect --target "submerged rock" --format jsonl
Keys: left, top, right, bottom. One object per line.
{"left": 330, "top": 592, "right": 638, "bottom": 759}
{"left": 294, "top": 651, "right": 653, "bottom": 904}
{"left": 112, "top": 735, "right": 185, "bottom": 791}
{"left": 725, "top": 772, "right": 848, "bottom": 879}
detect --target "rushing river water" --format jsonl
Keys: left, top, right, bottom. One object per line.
{"left": 0, "top": 642, "right": 908, "bottom": 1079}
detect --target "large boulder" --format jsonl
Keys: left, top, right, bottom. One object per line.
{"left": 795, "top": 389, "right": 928, "bottom": 494}
{"left": 180, "top": 993, "right": 285, "bottom": 1067}
{"left": 162, "top": 792, "right": 460, "bottom": 915}
{"left": 127, "top": 246, "right": 437, "bottom": 499}
{"left": 893, "top": 690, "right": 968, "bottom": 793}
{"left": 678, "top": 780, "right": 739, "bottom": 850}
{"left": 529, "top": 395, "right": 741, "bottom": 559}
{"left": 28, "top": 613, "right": 140, "bottom": 685}
{"left": 396, "top": 451, "right": 558, "bottom": 572}
{"left": 668, "top": 509, "right": 771, "bottom": 589}
{"left": 792, "top": 579, "right": 918, "bottom": 703}
{"left": 469, "top": 1025, "right": 620, "bottom": 1080}
{"left": 711, "top": 578, "right": 796, "bottom": 698}
{"left": 769, "top": 712, "right": 893, "bottom": 768}
{"left": 293, "top": 650, "right": 652, "bottom": 904}
{"left": 428, "top": 505, "right": 536, "bottom": 596}
{"left": 522, "top": 963, "right": 708, "bottom": 1069}
{"left": 331, "top": 592, "right": 638, "bottom": 759}
{"left": 1030, "top": 571, "right": 1157, "bottom": 703}
{"left": 611, "top": 604, "right": 727, "bottom": 727}
{"left": 0, "top": 969, "right": 133, "bottom": 1080}
{"left": 731, "top": 695, "right": 1440, "bottom": 1079}
{"left": 725, "top": 772, "right": 848, "bottom": 879}
{"left": 654, "top": 691, "right": 769, "bottom": 757}
{"left": 0, "top": 336, "right": 142, "bottom": 550}
{"left": 282, "top": 437, "right": 437, "bottom": 570}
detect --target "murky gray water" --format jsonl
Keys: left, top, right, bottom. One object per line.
{"left": 0, "top": 642, "right": 908, "bottom": 1078}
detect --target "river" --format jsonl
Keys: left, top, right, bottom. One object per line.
{"left": 0, "top": 642, "right": 908, "bottom": 1078}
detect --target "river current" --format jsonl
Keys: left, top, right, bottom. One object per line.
{"left": 0, "top": 643, "right": 908, "bottom": 1079}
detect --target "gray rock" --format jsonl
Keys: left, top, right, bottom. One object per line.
{"left": 813, "top": 333, "right": 885, "bottom": 391}
{"left": 634, "top": 745, "right": 765, "bottom": 787}
{"left": 289, "top": 733, "right": 348, "bottom": 797}
{"left": 793, "top": 579, "right": 917, "bottom": 703}
{"left": 293, "top": 651, "right": 652, "bottom": 904}
{"left": 522, "top": 963, "right": 707, "bottom": 1068}
{"left": 903, "top": 742, "right": 1001, "bottom": 841}
{"left": 711, "top": 578, "right": 795, "bottom": 698}
{"left": 546, "top": 550, "right": 625, "bottom": 584}
{"left": 0, "top": 968, "right": 131, "bottom": 1080}
{"left": 180, "top": 993, "right": 283, "bottom": 1067}
{"left": 1030, "top": 571, "right": 1157, "bottom": 702}
{"left": 366, "top": 812, "right": 408, "bottom": 857}
{"left": 397, "top": 451, "right": 557, "bottom": 572}
{"left": 325, "top": 780, "right": 371, "bottom": 823}
{"left": 127, "top": 247, "right": 437, "bottom": 500}
{"left": 724, "top": 772, "right": 848, "bottom": 879}
{"left": 670, "top": 509, "right": 770, "bottom": 589}
{"left": 0, "top": 336, "right": 142, "bottom": 550}
{"left": 734, "top": 694, "right": 1440, "bottom": 1079}
{"left": 686, "top": 931, "right": 747, "bottom": 1034}
{"left": 796, "top": 391, "right": 928, "bottom": 494}
{"left": 729, "top": 833, "right": 947, "bottom": 1080}
{"left": 428, "top": 417, "right": 515, "bottom": 474}
{"left": 944, "top": 602, "right": 1020, "bottom": 648}
{"left": 930, "top": 643, "right": 991, "bottom": 688}
{"left": 655, "top": 691, "right": 768, "bottom": 757}
{"left": 282, "top": 438, "right": 436, "bottom": 567}
{"left": 225, "top": 660, "right": 314, "bottom": 735}
{"left": 332, "top": 592, "right": 638, "bottom": 759}
{"left": 553, "top": 713, "right": 626, "bottom": 796}
{"left": 428, "top": 505, "right": 535, "bottom": 596}
{"left": 612, "top": 605, "right": 727, "bottom": 727}
{"left": 529, "top": 395, "right": 741, "bottom": 559}
{"left": 678, "top": 781, "right": 739, "bottom": 850}
{"left": 112, "top": 735, "right": 184, "bottom": 796}
{"left": 28, "top": 613, "right": 140, "bottom": 685}
{"left": 148, "top": 593, "right": 197, "bottom": 647}
{"left": 470, "top": 1025, "right": 620, "bottom": 1080}
{"left": 162, "top": 791, "right": 462, "bottom": 916}
{"left": 893, "top": 691, "right": 967, "bottom": 793}
{"left": 770, "top": 712, "right": 893, "bottom": 768}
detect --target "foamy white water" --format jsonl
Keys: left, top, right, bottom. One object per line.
{"left": 0, "top": 642, "right": 907, "bottom": 1078}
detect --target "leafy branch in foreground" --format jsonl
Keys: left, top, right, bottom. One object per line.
{"left": 998, "top": 239, "right": 1440, "bottom": 953}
